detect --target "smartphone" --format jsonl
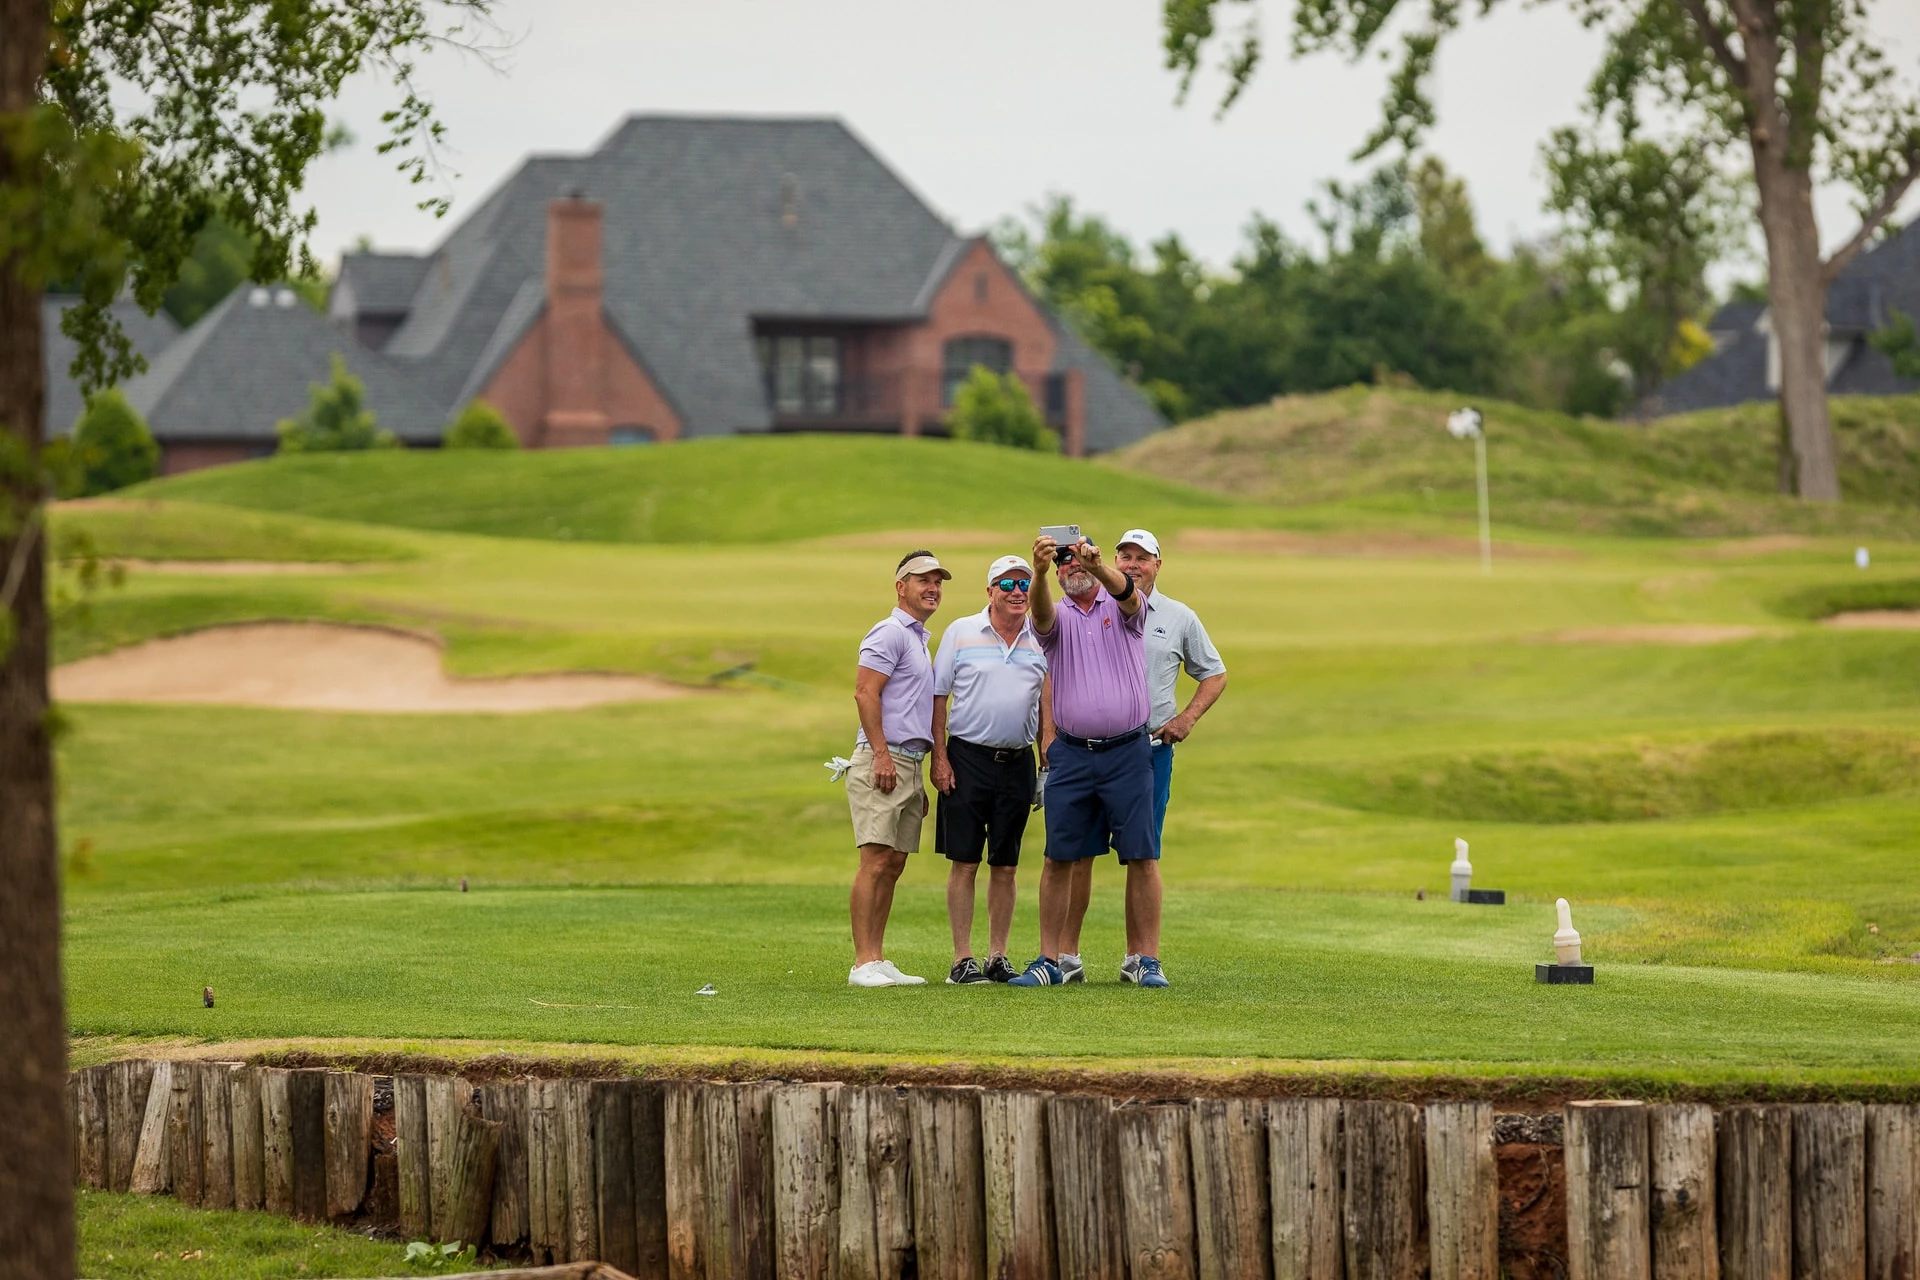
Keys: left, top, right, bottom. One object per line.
{"left": 1039, "top": 524, "right": 1082, "bottom": 564}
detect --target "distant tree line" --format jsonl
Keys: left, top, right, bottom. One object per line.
{"left": 996, "top": 157, "right": 1730, "bottom": 425}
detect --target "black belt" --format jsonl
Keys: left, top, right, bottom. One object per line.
{"left": 949, "top": 737, "right": 1031, "bottom": 764}
{"left": 1054, "top": 725, "right": 1148, "bottom": 753}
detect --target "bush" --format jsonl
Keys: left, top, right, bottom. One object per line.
{"left": 1774, "top": 577, "right": 1920, "bottom": 620}
{"left": 277, "top": 355, "right": 399, "bottom": 453}
{"left": 444, "top": 399, "right": 519, "bottom": 449}
{"left": 947, "top": 367, "right": 1058, "bottom": 452}
{"left": 65, "top": 389, "right": 159, "bottom": 496}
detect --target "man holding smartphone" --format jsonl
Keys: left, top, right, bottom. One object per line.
{"left": 1007, "top": 530, "right": 1167, "bottom": 989}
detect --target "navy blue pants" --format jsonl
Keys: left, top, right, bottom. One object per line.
{"left": 1043, "top": 734, "right": 1158, "bottom": 863}
{"left": 1078, "top": 740, "right": 1174, "bottom": 860}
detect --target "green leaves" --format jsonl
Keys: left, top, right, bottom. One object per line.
{"left": 947, "top": 368, "right": 1058, "bottom": 452}
{"left": 276, "top": 355, "right": 400, "bottom": 454}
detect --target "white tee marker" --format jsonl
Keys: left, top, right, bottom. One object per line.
{"left": 1554, "top": 898, "right": 1583, "bottom": 967}
{"left": 1451, "top": 838, "right": 1473, "bottom": 902}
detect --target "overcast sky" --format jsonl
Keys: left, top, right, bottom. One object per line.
{"left": 303, "top": 0, "right": 1920, "bottom": 282}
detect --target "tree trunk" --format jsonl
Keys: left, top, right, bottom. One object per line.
{"left": 1750, "top": 80, "right": 1841, "bottom": 501}
{"left": 0, "top": 5, "right": 68, "bottom": 1276}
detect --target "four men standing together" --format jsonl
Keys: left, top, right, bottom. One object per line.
{"left": 845, "top": 531, "right": 1225, "bottom": 990}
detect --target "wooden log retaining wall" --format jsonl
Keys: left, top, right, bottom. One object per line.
{"left": 67, "top": 1061, "right": 1920, "bottom": 1279}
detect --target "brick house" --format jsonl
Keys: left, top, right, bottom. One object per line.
{"left": 46, "top": 116, "right": 1163, "bottom": 473}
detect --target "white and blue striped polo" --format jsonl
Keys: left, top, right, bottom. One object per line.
{"left": 931, "top": 609, "right": 1049, "bottom": 749}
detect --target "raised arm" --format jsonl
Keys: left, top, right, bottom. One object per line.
{"left": 1029, "top": 534, "right": 1059, "bottom": 634}
{"left": 1070, "top": 538, "right": 1142, "bottom": 616}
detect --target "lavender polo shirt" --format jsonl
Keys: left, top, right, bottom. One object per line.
{"left": 855, "top": 607, "right": 935, "bottom": 752}
{"left": 1037, "top": 586, "right": 1149, "bottom": 740}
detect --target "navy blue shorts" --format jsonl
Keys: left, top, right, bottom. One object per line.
{"left": 1043, "top": 733, "right": 1158, "bottom": 863}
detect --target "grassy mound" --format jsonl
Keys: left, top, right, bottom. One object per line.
{"left": 129, "top": 435, "right": 1233, "bottom": 545}
{"left": 1775, "top": 577, "right": 1920, "bottom": 620}
{"left": 1113, "top": 386, "right": 1920, "bottom": 537}
{"left": 48, "top": 499, "right": 415, "bottom": 563}
{"left": 1297, "top": 730, "right": 1920, "bottom": 823}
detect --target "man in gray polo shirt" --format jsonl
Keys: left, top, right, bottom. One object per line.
{"left": 1061, "top": 528, "right": 1227, "bottom": 984}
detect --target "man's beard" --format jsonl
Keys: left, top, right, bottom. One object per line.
{"left": 1062, "top": 570, "right": 1096, "bottom": 596}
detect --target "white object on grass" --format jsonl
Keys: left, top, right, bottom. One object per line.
{"left": 848, "top": 961, "right": 898, "bottom": 988}
{"left": 825, "top": 756, "right": 853, "bottom": 782}
{"left": 694, "top": 983, "right": 717, "bottom": 996}
{"left": 1450, "top": 838, "right": 1473, "bottom": 902}
{"left": 1446, "top": 408, "right": 1492, "bottom": 576}
{"left": 1857, "top": 546, "right": 1871, "bottom": 569}
{"left": 1554, "top": 898, "right": 1583, "bottom": 966}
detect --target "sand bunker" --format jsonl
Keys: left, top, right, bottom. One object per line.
{"left": 53, "top": 623, "right": 693, "bottom": 713}
{"left": 1823, "top": 610, "right": 1920, "bottom": 631}
{"left": 1541, "top": 624, "right": 1769, "bottom": 645}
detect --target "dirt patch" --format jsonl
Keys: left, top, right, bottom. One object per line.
{"left": 1498, "top": 1143, "right": 1569, "bottom": 1280}
{"left": 51, "top": 622, "right": 695, "bottom": 713}
{"left": 1539, "top": 624, "right": 1770, "bottom": 645}
{"left": 1823, "top": 610, "right": 1920, "bottom": 630}
{"left": 102, "top": 559, "right": 374, "bottom": 576}
{"left": 1691, "top": 534, "right": 1819, "bottom": 558}
{"left": 1172, "top": 529, "right": 1578, "bottom": 559}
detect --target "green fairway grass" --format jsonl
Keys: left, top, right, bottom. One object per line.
{"left": 50, "top": 416, "right": 1920, "bottom": 1083}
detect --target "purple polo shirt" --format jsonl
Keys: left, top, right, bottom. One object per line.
{"left": 1037, "top": 586, "right": 1149, "bottom": 739}
{"left": 855, "top": 607, "right": 935, "bottom": 751}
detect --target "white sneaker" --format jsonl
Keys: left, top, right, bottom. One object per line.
{"left": 1119, "top": 954, "right": 1142, "bottom": 984}
{"left": 1059, "top": 953, "right": 1086, "bottom": 984}
{"left": 849, "top": 961, "right": 898, "bottom": 987}
{"left": 877, "top": 959, "right": 927, "bottom": 986}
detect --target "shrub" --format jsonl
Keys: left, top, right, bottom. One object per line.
{"left": 66, "top": 389, "right": 159, "bottom": 496}
{"left": 444, "top": 399, "right": 519, "bottom": 449}
{"left": 947, "top": 366, "right": 1058, "bottom": 452}
{"left": 277, "top": 355, "right": 399, "bottom": 453}
{"left": 1774, "top": 577, "right": 1920, "bottom": 620}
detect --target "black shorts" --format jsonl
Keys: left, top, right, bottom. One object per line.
{"left": 935, "top": 738, "right": 1037, "bottom": 867}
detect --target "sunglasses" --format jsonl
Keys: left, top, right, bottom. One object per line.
{"left": 993, "top": 577, "right": 1033, "bottom": 592}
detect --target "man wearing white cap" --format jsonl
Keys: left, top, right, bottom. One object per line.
{"left": 846, "top": 549, "right": 951, "bottom": 988}
{"left": 929, "top": 555, "right": 1053, "bottom": 984}
{"left": 1058, "top": 527, "right": 1227, "bottom": 986}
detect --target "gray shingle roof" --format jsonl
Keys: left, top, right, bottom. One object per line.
{"left": 1050, "top": 321, "right": 1168, "bottom": 451}
{"left": 41, "top": 297, "right": 179, "bottom": 436}
{"left": 123, "top": 287, "right": 447, "bottom": 442}
{"left": 334, "top": 252, "right": 432, "bottom": 314}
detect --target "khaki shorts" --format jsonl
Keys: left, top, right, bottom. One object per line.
{"left": 846, "top": 744, "right": 928, "bottom": 853}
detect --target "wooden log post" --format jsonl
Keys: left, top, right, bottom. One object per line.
{"left": 909, "top": 1087, "right": 987, "bottom": 1280}
{"left": 771, "top": 1083, "right": 842, "bottom": 1280}
{"left": 261, "top": 1067, "right": 295, "bottom": 1215}
{"left": 166, "top": 1062, "right": 207, "bottom": 1207}
{"left": 289, "top": 1068, "right": 329, "bottom": 1223}
{"left": 982, "top": 1090, "right": 1057, "bottom": 1280}
{"left": 324, "top": 1071, "right": 375, "bottom": 1219}
{"left": 1425, "top": 1101, "right": 1497, "bottom": 1280}
{"left": 1189, "top": 1098, "right": 1268, "bottom": 1280}
{"left": 1566, "top": 1101, "right": 1651, "bottom": 1280}
{"left": 1793, "top": 1104, "right": 1866, "bottom": 1280}
{"left": 1342, "top": 1100, "right": 1422, "bottom": 1280}
{"left": 1115, "top": 1102, "right": 1199, "bottom": 1280}
{"left": 395, "top": 1074, "right": 432, "bottom": 1238}
{"left": 593, "top": 1080, "right": 641, "bottom": 1277}
{"left": 1719, "top": 1105, "right": 1793, "bottom": 1280}
{"left": 74, "top": 1065, "right": 108, "bottom": 1190}
{"left": 106, "top": 1058, "right": 156, "bottom": 1193}
{"left": 631, "top": 1080, "right": 670, "bottom": 1280}
{"left": 444, "top": 1105, "right": 504, "bottom": 1250}
{"left": 1047, "top": 1093, "right": 1125, "bottom": 1280}
{"left": 231, "top": 1067, "right": 265, "bottom": 1212}
{"left": 1649, "top": 1103, "right": 1717, "bottom": 1280}
{"left": 481, "top": 1082, "right": 531, "bottom": 1250}
{"left": 129, "top": 1059, "right": 175, "bottom": 1195}
{"left": 663, "top": 1080, "right": 707, "bottom": 1280}
{"left": 200, "top": 1063, "right": 238, "bottom": 1210}
{"left": 1866, "top": 1105, "right": 1920, "bottom": 1280}
{"left": 563, "top": 1079, "right": 600, "bottom": 1263}
{"left": 838, "top": 1084, "right": 915, "bottom": 1280}
{"left": 701, "top": 1082, "right": 777, "bottom": 1280}
{"left": 1269, "top": 1098, "right": 1342, "bottom": 1280}
{"left": 428, "top": 1077, "right": 474, "bottom": 1239}
{"left": 527, "top": 1079, "right": 570, "bottom": 1266}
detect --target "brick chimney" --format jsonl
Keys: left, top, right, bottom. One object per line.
{"left": 541, "top": 195, "right": 610, "bottom": 444}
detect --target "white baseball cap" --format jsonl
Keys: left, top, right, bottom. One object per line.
{"left": 987, "top": 555, "right": 1034, "bottom": 583}
{"left": 1117, "top": 528, "right": 1161, "bottom": 557}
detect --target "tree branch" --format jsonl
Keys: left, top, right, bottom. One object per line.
{"left": 0, "top": 515, "right": 42, "bottom": 618}
{"left": 1678, "top": 0, "right": 1747, "bottom": 84}
{"left": 1822, "top": 150, "right": 1920, "bottom": 285}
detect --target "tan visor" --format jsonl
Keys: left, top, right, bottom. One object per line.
{"left": 896, "top": 555, "right": 953, "bottom": 581}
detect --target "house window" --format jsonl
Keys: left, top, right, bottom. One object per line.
{"left": 942, "top": 335, "right": 1013, "bottom": 405}
{"left": 610, "top": 426, "right": 655, "bottom": 446}
{"left": 759, "top": 334, "right": 840, "bottom": 414}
